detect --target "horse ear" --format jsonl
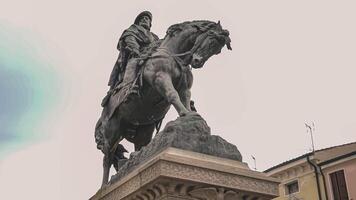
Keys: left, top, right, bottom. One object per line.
{"left": 226, "top": 42, "right": 232, "bottom": 50}
{"left": 225, "top": 37, "right": 232, "bottom": 50}
{"left": 217, "top": 20, "right": 222, "bottom": 28}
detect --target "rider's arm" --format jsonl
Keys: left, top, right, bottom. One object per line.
{"left": 124, "top": 35, "right": 140, "bottom": 57}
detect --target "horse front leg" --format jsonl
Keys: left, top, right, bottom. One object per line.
{"left": 154, "top": 72, "right": 190, "bottom": 116}
{"left": 180, "top": 89, "right": 199, "bottom": 115}
{"left": 179, "top": 89, "right": 192, "bottom": 111}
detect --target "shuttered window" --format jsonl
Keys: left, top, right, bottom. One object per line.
{"left": 285, "top": 180, "right": 299, "bottom": 195}
{"left": 330, "top": 170, "right": 349, "bottom": 200}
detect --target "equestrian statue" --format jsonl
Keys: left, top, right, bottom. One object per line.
{"left": 95, "top": 11, "right": 232, "bottom": 187}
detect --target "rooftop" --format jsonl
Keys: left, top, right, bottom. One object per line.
{"left": 264, "top": 141, "right": 356, "bottom": 173}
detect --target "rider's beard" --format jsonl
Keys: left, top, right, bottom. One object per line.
{"left": 139, "top": 22, "right": 151, "bottom": 31}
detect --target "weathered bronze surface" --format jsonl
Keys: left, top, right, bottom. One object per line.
{"left": 95, "top": 11, "right": 232, "bottom": 188}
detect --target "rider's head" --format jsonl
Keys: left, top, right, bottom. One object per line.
{"left": 134, "top": 11, "right": 152, "bottom": 31}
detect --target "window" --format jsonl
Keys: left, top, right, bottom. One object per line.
{"left": 330, "top": 170, "right": 349, "bottom": 200}
{"left": 285, "top": 180, "right": 299, "bottom": 195}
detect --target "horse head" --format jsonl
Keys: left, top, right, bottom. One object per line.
{"left": 190, "top": 21, "right": 232, "bottom": 68}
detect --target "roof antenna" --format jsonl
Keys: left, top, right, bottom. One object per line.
{"left": 305, "top": 122, "right": 316, "bottom": 153}
{"left": 251, "top": 155, "right": 257, "bottom": 171}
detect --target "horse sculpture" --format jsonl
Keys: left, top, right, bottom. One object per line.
{"left": 95, "top": 20, "right": 232, "bottom": 187}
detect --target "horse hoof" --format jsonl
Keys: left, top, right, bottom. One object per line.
{"left": 100, "top": 183, "right": 107, "bottom": 189}
{"left": 130, "top": 151, "right": 139, "bottom": 158}
{"left": 179, "top": 112, "right": 189, "bottom": 117}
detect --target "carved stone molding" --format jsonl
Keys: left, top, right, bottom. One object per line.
{"left": 189, "top": 187, "right": 238, "bottom": 200}
{"left": 158, "top": 160, "right": 278, "bottom": 196}
{"left": 90, "top": 148, "right": 280, "bottom": 200}
{"left": 120, "top": 179, "right": 274, "bottom": 200}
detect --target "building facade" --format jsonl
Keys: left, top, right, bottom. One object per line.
{"left": 265, "top": 142, "right": 356, "bottom": 200}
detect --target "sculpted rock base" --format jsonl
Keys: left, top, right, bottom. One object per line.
{"left": 91, "top": 115, "right": 280, "bottom": 200}
{"left": 111, "top": 114, "right": 242, "bottom": 183}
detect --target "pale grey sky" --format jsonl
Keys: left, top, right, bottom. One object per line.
{"left": 0, "top": 0, "right": 355, "bottom": 199}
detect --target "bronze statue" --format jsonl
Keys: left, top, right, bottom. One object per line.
{"left": 95, "top": 17, "right": 232, "bottom": 187}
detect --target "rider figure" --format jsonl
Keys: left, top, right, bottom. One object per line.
{"left": 108, "top": 11, "right": 159, "bottom": 91}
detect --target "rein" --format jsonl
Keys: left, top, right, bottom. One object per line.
{"left": 156, "top": 47, "right": 191, "bottom": 71}
{"left": 153, "top": 31, "right": 209, "bottom": 66}
{"left": 152, "top": 29, "right": 210, "bottom": 59}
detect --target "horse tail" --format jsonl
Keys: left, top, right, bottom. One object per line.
{"left": 94, "top": 117, "right": 105, "bottom": 152}
{"left": 155, "top": 117, "right": 164, "bottom": 134}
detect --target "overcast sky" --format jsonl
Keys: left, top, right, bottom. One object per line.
{"left": 1, "top": 0, "right": 355, "bottom": 199}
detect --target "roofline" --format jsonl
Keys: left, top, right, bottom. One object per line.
{"left": 319, "top": 150, "right": 356, "bottom": 166}
{"left": 264, "top": 152, "right": 312, "bottom": 173}
{"left": 264, "top": 141, "right": 356, "bottom": 173}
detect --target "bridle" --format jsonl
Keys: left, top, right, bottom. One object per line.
{"left": 147, "top": 27, "right": 230, "bottom": 70}
{"left": 154, "top": 30, "right": 211, "bottom": 67}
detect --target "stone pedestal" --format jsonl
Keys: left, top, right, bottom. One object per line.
{"left": 91, "top": 148, "right": 279, "bottom": 200}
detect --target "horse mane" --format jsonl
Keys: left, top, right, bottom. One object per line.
{"left": 140, "top": 21, "right": 213, "bottom": 57}
{"left": 141, "top": 20, "right": 226, "bottom": 57}
{"left": 166, "top": 20, "right": 221, "bottom": 37}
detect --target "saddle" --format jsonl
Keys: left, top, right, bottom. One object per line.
{"left": 101, "top": 41, "right": 161, "bottom": 108}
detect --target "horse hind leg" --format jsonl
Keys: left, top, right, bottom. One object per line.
{"left": 101, "top": 153, "right": 111, "bottom": 188}
{"left": 94, "top": 117, "right": 111, "bottom": 188}
{"left": 100, "top": 126, "right": 113, "bottom": 188}
{"left": 99, "top": 116, "right": 123, "bottom": 188}
{"left": 133, "top": 123, "right": 155, "bottom": 151}
{"left": 101, "top": 143, "right": 128, "bottom": 188}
